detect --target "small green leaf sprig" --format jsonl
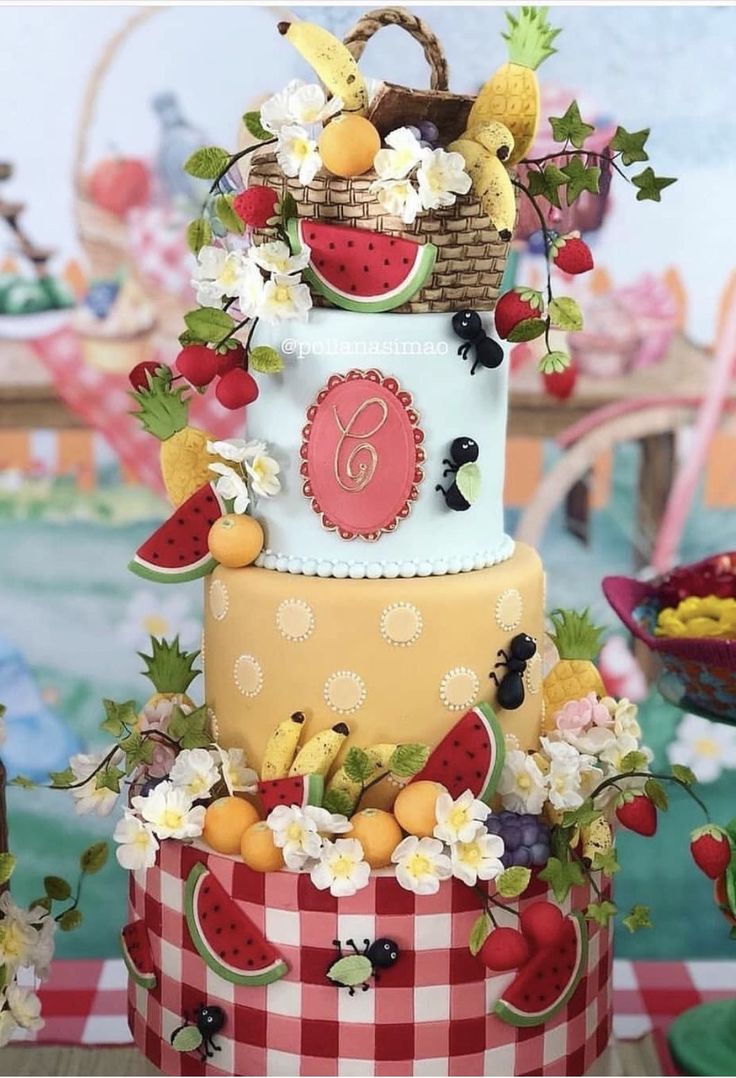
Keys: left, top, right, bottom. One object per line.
{"left": 511, "top": 102, "right": 676, "bottom": 374}
{"left": 322, "top": 744, "right": 429, "bottom": 816}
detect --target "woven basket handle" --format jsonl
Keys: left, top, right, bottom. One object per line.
{"left": 343, "top": 8, "right": 449, "bottom": 91}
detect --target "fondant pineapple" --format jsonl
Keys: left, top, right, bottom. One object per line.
{"left": 139, "top": 635, "right": 200, "bottom": 716}
{"left": 542, "top": 609, "right": 606, "bottom": 728}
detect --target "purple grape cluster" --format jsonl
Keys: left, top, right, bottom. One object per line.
{"left": 486, "top": 810, "right": 551, "bottom": 869}
{"left": 407, "top": 121, "right": 440, "bottom": 150}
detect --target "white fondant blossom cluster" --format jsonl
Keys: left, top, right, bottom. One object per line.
{"left": 498, "top": 696, "right": 652, "bottom": 816}
{"left": 0, "top": 892, "right": 56, "bottom": 1046}
{"left": 260, "top": 80, "right": 343, "bottom": 185}
{"left": 207, "top": 438, "right": 281, "bottom": 517}
{"left": 371, "top": 127, "right": 471, "bottom": 224}
{"left": 192, "top": 240, "right": 312, "bottom": 324}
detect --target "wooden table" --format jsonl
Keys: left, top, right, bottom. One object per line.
{"left": 0, "top": 339, "right": 84, "bottom": 429}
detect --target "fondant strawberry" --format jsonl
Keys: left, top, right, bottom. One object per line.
{"left": 494, "top": 288, "right": 544, "bottom": 341}
{"left": 615, "top": 792, "right": 657, "bottom": 837}
{"left": 176, "top": 344, "right": 218, "bottom": 388}
{"left": 690, "top": 825, "right": 733, "bottom": 880}
{"left": 479, "top": 926, "right": 530, "bottom": 971}
{"left": 543, "top": 361, "right": 578, "bottom": 400}
{"left": 551, "top": 233, "right": 594, "bottom": 275}
{"left": 519, "top": 901, "right": 565, "bottom": 950}
{"left": 234, "top": 186, "right": 279, "bottom": 229}
{"left": 129, "top": 360, "right": 164, "bottom": 391}
{"left": 216, "top": 367, "right": 259, "bottom": 410}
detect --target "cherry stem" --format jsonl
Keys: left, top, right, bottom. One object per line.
{"left": 589, "top": 770, "right": 710, "bottom": 821}
{"left": 569, "top": 846, "right": 603, "bottom": 899}
{"left": 510, "top": 176, "right": 555, "bottom": 354}
{"left": 208, "top": 141, "right": 277, "bottom": 196}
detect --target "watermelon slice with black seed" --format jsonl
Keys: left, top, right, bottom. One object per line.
{"left": 258, "top": 773, "right": 324, "bottom": 816}
{"left": 128, "top": 481, "right": 228, "bottom": 584}
{"left": 410, "top": 702, "right": 505, "bottom": 803}
{"left": 121, "top": 919, "right": 156, "bottom": 990}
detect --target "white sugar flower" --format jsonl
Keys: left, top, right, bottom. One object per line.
{"left": 0, "top": 1011, "right": 17, "bottom": 1048}
{"left": 114, "top": 812, "right": 159, "bottom": 871}
{"left": 557, "top": 723, "right": 617, "bottom": 757}
{"left": 215, "top": 746, "right": 258, "bottom": 795}
{"left": 276, "top": 124, "right": 322, "bottom": 185}
{"left": 370, "top": 178, "right": 423, "bottom": 224}
{"left": 260, "top": 79, "right": 307, "bottom": 134}
{"left": 235, "top": 259, "right": 267, "bottom": 319}
{"left": 416, "top": 147, "right": 471, "bottom": 210}
{"left": 374, "top": 126, "right": 423, "bottom": 179}
{"left": 192, "top": 246, "right": 254, "bottom": 307}
{"left": 206, "top": 438, "right": 250, "bottom": 464}
{"left": 392, "top": 835, "right": 452, "bottom": 895}
{"left": 131, "top": 780, "right": 205, "bottom": 841}
{"left": 541, "top": 737, "right": 599, "bottom": 811}
{"left": 29, "top": 914, "right": 56, "bottom": 980}
{"left": 209, "top": 463, "right": 250, "bottom": 514}
{"left": 611, "top": 698, "right": 643, "bottom": 742}
{"left": 69, "top": 751, "right": 120, "bottom": 817}
{"left": 258, "top": 274, "right": 313, "bottom": 323}
{"left": 245, "top": 452, "right": 281, "bottom": 498}
{"left": 498, "top": 749, "right": 548, "bottom": 815}
{"left": 310, "top": 837, "right": 371, "bottom": 897}
{"left": 249, "top": 239, "right": 310, "bottom": 278}
{"left": 450, "top": 831, "right": 505, "bottom": 887}
{"left": 288, "top": 83, "right": 343, "bottom": 127}
{"left": 169, "top": 748, "right": 220, "bottom": 800}
{"left": 434, "top": 789, "right": 490, "bottom": 845}
{"left": 0, "top": 893, "right": 43, "bottom": 972}
{"left": 6, "top": 984, "right": 44, "bottom": 1033}
{"left": 599, "top": 733, "right": 652, "bottom": 774}
{"left": 267, "top": 804, "right": 323, "bottom": 869}
{"left": 303, "top": 805, "right": 352, "bottom": 836}
{"left": 667, "top": 713, "right": 736, "bottom": 784}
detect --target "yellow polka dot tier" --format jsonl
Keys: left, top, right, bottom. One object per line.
{"left": 204, "top": 543, "right": 545, "bottom": 808}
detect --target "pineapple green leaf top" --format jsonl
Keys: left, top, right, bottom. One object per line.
{"left": 548, "top": 608, "right": 605, "bottom": 662}
{"left": 138, "top": 636, "right": 201, "bottom": 695}
{"left": 131, "top": 369, "right": 189, "bottom": 443}
{"left": 503, "top": 6, "right": 560, "bottom": 70}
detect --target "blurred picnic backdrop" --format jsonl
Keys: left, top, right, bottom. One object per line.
{"left": 1, "top": 4, "right": 736, "bottom": 961}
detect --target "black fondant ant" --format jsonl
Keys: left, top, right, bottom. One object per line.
{"left": 490, "top": 633, "right": 537, "bottom": 710}
{"left": 436, "top": 437, "right": 480, "bottom": 511}
{"left": 452, "top": 310, "right": 504, "bottom": 374}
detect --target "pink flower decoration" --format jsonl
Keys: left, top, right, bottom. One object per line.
{"left": 555, "top": 692, "right": 613, "bottom": 733}
{"left": 147, "top": 742, "right": 177, "bottom": 780}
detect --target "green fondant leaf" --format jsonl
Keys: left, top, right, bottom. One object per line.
{"left": 186, "top": 217, "right": 212, "bottom": 255}
{"left": 96, "top": 765, "right": 125, "bottom": 794}
{"left": 279, "top": 192, "right": 298, "bottom": 226}
{"left": 184, "top": 307, "right": 235, "bottom": 344}
{"left": 507, "top": 317, "right": 547, "bottom": 343}
{"left": 456, "top": 462, "right": 482, "bottom": 506}
{"left": 468, "top": 912, "right": 492, "bottom": 956}
{"left": 49, "top": 766, "right": 75, "bottom": 788}
{"left": 538, "top": 350, "right": 571, "bottom": 375}
{"left": 539, "top": 856, "right": 584, "bottom": 903}
{"left": 548, "top": 296, "right": 583, "bottom": 332}
{"left": 526, "top": 165, "right": 567, "bottom": 210}
{"left": 30, "top": 896, "right": 52, "bottom": 914}
{"left": 644, "top": 777, "right": 669, "bottom": 811}
{"left": 215, "top": 194, "right": 245, "bottom": 235}
{"left": 44, "top": 875, "right": 72, "bottom": 902}
{"left": 671, "top": 764, "right": 697, "bottom": 786}
{"left": 120, "top": 731, "right": 155, "bottom": 774}
{"left": 10, "top": 775, "right": 36, "bottom": 789}
{"left": 249, "top": 345, "right": 284, "bottom": 374}
{"left": 327, "top": 954, "right": 370, "bottom": 987}
{"left": 322, "top": 788, "right": 355, "bottom": 817}
{"left": 80, "top": 842, "right": 109, "bottom": 876}
{"left": 168, "top": 705, "right": 211, "bottom": 750}
{"left": 631, "top": 167, "right": 676, "bottom": 202}
{"left": 243, "top": 111, "right": 272, "bottom": 142}
{"left": 172, "top": 1025, "right": 204, "bottom": 1053}
{"left": 619, "top": 750, "right": 649, "bottom": 773}
{"left": 561, "top": 801, "right": 599, "bottom": 830}
{"left": 549, "top": 101, "right": 595, "bottom": 148}
{"left": 184, "top": 146, "right": 230, "bottom": 180}
{"left": 591, "top": 847, "right": 620, "bottom": 877}
{"left": 389, "top": 743, "right": 429, "bottom": 779}
{"left": 0, "top": 853, "right": 16, "bottom": 886}
{"left": 496, "top": 866, "right": 531, "bottom": 899}
{"left": 623, "top": 903, "right": 652, "bottom": 933}
{"left": 343, "top": 747, "right": 374, "bottom": 785}
{"left": 610, "top": 126, "right": 650, "bottom": 166}
{"left": 59, "top": 908, "right": 83, "bottom": 932}
{"left": 560, "top": 156, "right": 600, "bottom": 202}
{"left": 100, "top": 699, "right": 138, "bottom": 738}
{"left": 585, "top": 900, "right": 617, "bottom": 928}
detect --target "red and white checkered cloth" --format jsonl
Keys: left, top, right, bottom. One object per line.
{"left": 127, "top": 206, "right": 193, "bottom": 299}
{"left": 122, "top": 841, "right": 611, "bottom": 1076}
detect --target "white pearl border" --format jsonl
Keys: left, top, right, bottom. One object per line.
{"left": 233, "top": 654, "right": 264, "bottom": 698}
{"left": 379, "top": 602, "right": 424, "bottom": 647}
{"left": 439, "top": 667, "right": 481, "bottom": 712}
{"left": 495, "top": 588, "right": 523, "bottom": 632}
{"left": 323, "top": 670, "right": 367, "bottom": 715}
{"left": 209, "top": 579, "right": 229, "bottom": 621}
{"left": 276, "top": 599, "right": 315, "bottom": 643}
{"left": 255, "top": 534, "right": 515, "bottom": 579}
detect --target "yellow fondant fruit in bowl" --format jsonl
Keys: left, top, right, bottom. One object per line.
{"left": 393, "top": 781, "right": 445, "bottom": 839}
{"left": 208, "top": 513, "right": 264, "bottom": 568}
{"left": 203, "top": 796, "right": 260, "bottom": 854}
{"left": 348, "top": 808, "right": 403, "bottom": 869}
{"left": 241, "top": 821, "right": 284, "bottom": 872}
{"left": 319, "top": 115, "right": 381, "bottom": 178}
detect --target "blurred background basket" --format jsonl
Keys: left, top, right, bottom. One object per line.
{"left": 604, "top": 553, "right": 736, "bottom": 724}
{"left": 250, "top": 7, "right": 513, "bottom": 313}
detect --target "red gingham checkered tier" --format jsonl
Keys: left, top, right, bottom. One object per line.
{"left": 127, "top": 841, "right": 613, "bottom": 1077}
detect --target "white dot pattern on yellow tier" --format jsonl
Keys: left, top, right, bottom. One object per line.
{"left": 276, "top": 599, "right": 315, "bottom": 642}
{"left": 324, "top": 671, "right": 366, "bottom": 715}
{"left": 379, "top": 602, "right": 423, "bottom": 646}
{"left": 439, "top": 667, "right": 480, "bottom": 711}
{"left": 233, "top": 654, "right": 263, "bottom": 698}
{"left": 209, "top": 579, "right": 229, "bottom": 621}
{"left": 526, "top": 652, "right": 543, "bottom": 695}
{"left": 495, "top": 588, "right": 523, "bottom": 631}
{"left": 208, "top": 708, "right": 219, "bottom": 742}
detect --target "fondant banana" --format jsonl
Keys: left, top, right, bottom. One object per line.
{"left": 582, "top": 816, "right": 613, "bottom": 862}
{"left": 261, "top": 710, "right": 306, "bottom": 780}
{"left": 277, "top": 21, "right": 369, "bottom": 115}
{"left": 289, "top": 722, "right": 349, "bottom": 777}
{"left": 325, "top": 743, "right": 398, "bottom": 813}
{"left": 449, "top": 122, "right": 517, "bottom": 241}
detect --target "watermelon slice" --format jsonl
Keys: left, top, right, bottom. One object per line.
{"left": 184, "top": 862, "right": 288, "bottom": 986}
{"left": 410, "top": 702, "right": 505, "bottom": 803}
{"left": 287, "top": 218, "right": 437, "bottom": 313}
{"left": 129, "top": 481, "right": 228, "bottom": 584}
{"left": 494, "top": 911, "right": 588, "bottom": 1028}
{"left": 121, "top": 919, "right": 156, "bottom": 990}
{"left": 258, "top": 773, "right": 324, "bottom": 816}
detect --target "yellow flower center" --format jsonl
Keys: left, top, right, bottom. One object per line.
{"left": 161, "top": 808, "right": 184, "bottom": 830}
{"left": 133, "top": 829, "right": 151, "bottom": 849}
{"left": 287, "top": 822, "right": 304, "bottom": 843}
{"left": 218, "top": 260, "right": 240, "bottom": 288}
{"left": 449, "top": 806, "right": 470, "bottom": 831}
{"left": 273, "top": 284, "right": 292, "bottom": 307}
{"left": 694, "top": 737, "right": 719, "bottom": 757}
{"left": 292, "top": 137, "right": 311, "bottom": 162}
{"left": 189, "top": 775, "right": 209, "bottom": 796}
{"left": 143, "top": 614, "right": 169, "bottom": 637}
{"left": 0, "top": 922, "right": 29, "bottom": 961}
{"left": 457, "top": 841, "right": 481, "bottom": 865}
{"left": 516, "top": 772, "right": 532, "bottom": 791}
{"left": 331, "top": 855, "right": 354, "bottom": 879}
{"left": 406, "top": 852, "right": 433, "bottom": 878}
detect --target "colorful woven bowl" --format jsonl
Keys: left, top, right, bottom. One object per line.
{"left": 603, "top": 553, "right": 736, "bottom": 725}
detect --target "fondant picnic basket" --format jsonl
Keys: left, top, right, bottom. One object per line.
{"left": 249, "top": 7, "right": 513, "bottom": 313}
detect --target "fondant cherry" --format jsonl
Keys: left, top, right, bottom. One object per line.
{"left": 519, "top": 901, "right": 566, "bottom": 951}
{"left": 215, "top": 368, "right": 260, "bottom": 410}
{"left": 479, "top": 926, "right": 530, "bottom": 971}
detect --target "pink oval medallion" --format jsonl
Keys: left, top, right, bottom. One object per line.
{"left": 300, "top": 369, "right": 424, "bottom": 541}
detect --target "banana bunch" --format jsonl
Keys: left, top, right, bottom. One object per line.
{"left": 324, "top": 743, "right": 398, "bottom": 815}
{"left": 449, "top": 122, "right": 517, "bottom": 241}
{"left": 289, "top": 722, "right": 350, "bottom": 777}
{"left": 278, "top": 20, "right": 368, "bottom": 115}
{"left": 261, "top": 711, "right": 307, "bottom": 780}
